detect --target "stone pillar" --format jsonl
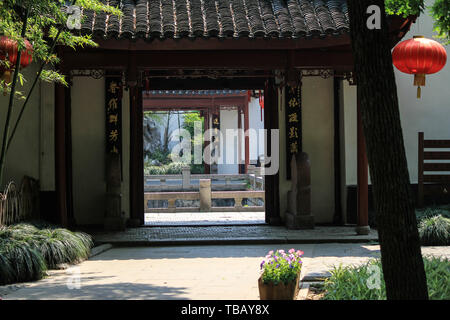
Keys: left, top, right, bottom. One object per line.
{"left": 104, "top": 153, "right": 125, "bottom": 230}
{"left": 199, "top": 179, "right": 211, "bottom": 212}
{"left": 182, "top": 166, "right": 190, "bottom": 190}
{"left": 285, "top": 152, "right": 314, "bottom": 229}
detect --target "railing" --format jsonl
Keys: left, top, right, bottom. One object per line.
{"left": 144, "top": 168, "right": 264, "bottom": 192}
{"left": 0, "top": 176, "right": 40, "bottom": 226}
{"left": 144, "top": 179, "right": 265, "bottom": 213}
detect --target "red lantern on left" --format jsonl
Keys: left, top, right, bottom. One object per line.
{"left": 0, "top": 36, "right": 33, "bottom": 85}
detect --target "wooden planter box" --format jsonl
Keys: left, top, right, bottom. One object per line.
{"left": 258, "top": 274, "right": 301, "bottom": 300}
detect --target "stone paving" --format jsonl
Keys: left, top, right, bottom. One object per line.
{"left": 144, "top": 211, "right": 266, "bottom": 226}
{"left": 93, "top": 226, "right": 379, "bottom": 246}
{"left": 2, "top": 244, "right": 449, "bottom": 300}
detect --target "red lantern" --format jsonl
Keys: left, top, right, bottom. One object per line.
{"left": 392, "top": 35, "right": 447, "bottom": 98}
{"left": 0, "top": 36, "right": 33, "bottom": 84}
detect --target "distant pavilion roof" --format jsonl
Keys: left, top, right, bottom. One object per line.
{"left": 80, "top": 0, "right": 350, "bottom": 40}
{"left": 144, "top": 90, "right": 247, "bottom": 95}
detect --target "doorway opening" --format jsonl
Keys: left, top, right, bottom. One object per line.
{"left": 142, "top": 89, "right": 266, "bottom": 226}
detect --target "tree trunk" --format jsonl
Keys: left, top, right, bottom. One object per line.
{"left": 163, "top": 111, "right": 171, "bottom": 153}
{"left": 347, "top": 0, "right": 428, "bottom": 299}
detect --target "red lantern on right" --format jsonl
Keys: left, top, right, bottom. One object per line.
{"left": 392, "top": 36, "right": 447, "bottom": 99}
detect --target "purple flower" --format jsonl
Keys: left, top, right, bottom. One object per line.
{"left": 276, "top": 264, "right": 280, "bottom": 268}
{"left": 260, "top": 260, "right": 265, "bottom": 269}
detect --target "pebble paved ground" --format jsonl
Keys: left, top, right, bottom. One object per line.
{"left": 92, "top": 226, "right": 379, "bottom": 245}
{"left": 2, "top": 244, "right": 449, "bottom": 300}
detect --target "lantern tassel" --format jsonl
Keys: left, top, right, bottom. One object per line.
{"left": 414, "top": 74, "right": 425, "bottom": 99}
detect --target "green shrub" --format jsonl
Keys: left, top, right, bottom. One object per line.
{"left": 322, "top": 257, "right": 450, "bottom": 300}
{"left": 144, "top": 162, "right": 189, "bottom": 175}
{"left": 418, "top": 215, "right": 450, "bottom": 246}
{"left": 0, "top": 236, "right": 47, "bottom": 285}
{"left": 35, "top": 228, "right": 93, "bottom": 268}
{"left": 0, "top": 222, "right": 93, "bottom": 285}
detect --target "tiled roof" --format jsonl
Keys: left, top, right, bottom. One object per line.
{"left": 80, "top": 0, "right": 349, "bottom": 40}
{"left": 145, "top": 90, "right": 247, "bottom": 95}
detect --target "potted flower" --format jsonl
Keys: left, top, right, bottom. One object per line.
{"left": 258, "top": 249, "right": 304, "bottom": 300}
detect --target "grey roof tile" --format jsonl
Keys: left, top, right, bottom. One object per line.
{"left": 81, "top": 0, "right": 349, "bottom": 39}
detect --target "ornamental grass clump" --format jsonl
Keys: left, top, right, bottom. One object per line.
{"left": 418, "top": 215, "right": 450, "bottom": 246}
{"left": 260, "top": 249, "right": 304, "bottom": 285}
{"left": 0, "top": 222, "right": 93, "bottom": 285}
{"left": 0, "top": 235, "right": 47, "bottom": 285}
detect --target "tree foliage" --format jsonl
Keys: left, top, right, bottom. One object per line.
{"left": 385, "top": 0, "right": 450, "bottom": 44}
{"left": 0, "top": 0, "right": 121, "bottom": 185}
{"left": 430, "top": 0, "right": 450, "bottom": 44}
{"left": 0, "top": 0, "right": 121, "bottom": 94}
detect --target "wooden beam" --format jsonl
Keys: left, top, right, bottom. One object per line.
{"left": 238, "top": 106, "right": 243, "bottom": 174}
{"left": 333, "top": 77, "right": 343, "bottom": 224}
{"left": 65, "top": 84, "right": 75, "bottom": 227}
{"left": 418, "top": 132, "right": 424, "bottom": 208}
{"left": 55, "top": 81, "right": 68, "bottom": 227}
{"left": 143, "top": 78, "right": 267, "bottom": 90}
{"left": 244, "top": 96, "right": 250, "bottom": 173}
{"left": 62, "top": 50, "right": 354, "bottom": 70}
{"left": 356, "top": 86, "right": 370, "bottom": 235}
{"left": 264, "top": 79, "right": 281, "bottom": 225}
{"left": 143, "top": 95, "right": 248, "bottom": 109}
{"left": 129, "top": 86, "right": 144, "bottom": 226}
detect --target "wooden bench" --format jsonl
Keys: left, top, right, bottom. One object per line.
{"left": 418, "top": 132, "right": 450, "bottom": 207}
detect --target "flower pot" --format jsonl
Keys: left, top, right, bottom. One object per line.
{"left": 258, "top": 273, "right": 300, "bottom": 300}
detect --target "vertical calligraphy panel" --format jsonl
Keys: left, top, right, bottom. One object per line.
{"left": 285, "top": 85, "right": 302, "bottom": 180}
{"left": 105, "top": 76, "right": 123, "bottom": 177}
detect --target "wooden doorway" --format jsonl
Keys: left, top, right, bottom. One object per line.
{"left": 129, "top": 75, "right": 280, "bottom": 226}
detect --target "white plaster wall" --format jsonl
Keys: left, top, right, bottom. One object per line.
{"left": 71, "top": 77, "right": 106, "bottom": 225}
{"left": 248, "top": 97, "right": 265, "bottom": 161}
{"left": 71, "top": 78, "right": 131, "bottom": 225}
{"left": 302, "top": 77, "right": 335, "bottom": 223}
{"left": 279, "top": 78, "right": 335, "bottom": 223}
{"left": 0, "top": 63, "right": 41, "bottom": 188}
{"left": 218, "top": 109, "right": 239, "bottom": 174}
{"left": 343, "top": 82, "right": 357, "bottom": 186}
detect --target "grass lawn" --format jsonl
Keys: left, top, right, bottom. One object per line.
{"left": 315, "top": 256, "right": 450, "bottom": 300}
